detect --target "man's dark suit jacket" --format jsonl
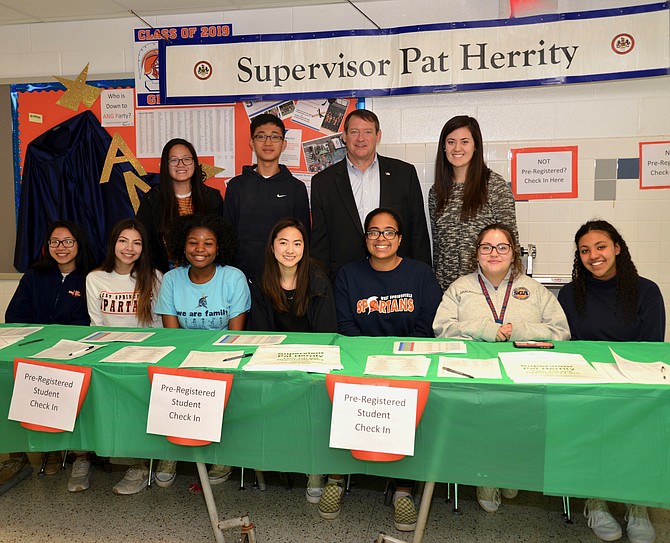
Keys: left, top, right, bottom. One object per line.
{"left": 311, "top": 154, "right": 432, "bottom": 279}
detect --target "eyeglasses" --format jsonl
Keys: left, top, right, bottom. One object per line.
{"left": 253, "top": 134, "right": 284, "bottom": 143}
{"left": 366, "top": 229, "right": 398, "bottom": 240}
{"left": 478, "top": 243, "right": 512, "bottom": 255}
{"left": 48, "top": 238, "right": 76, "bottom": 248}
{"left": 168, "top": 157, "right": 194, "bottom": 166}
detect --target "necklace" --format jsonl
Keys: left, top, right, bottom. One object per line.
{"left": 285, "top": 289, "right": 296, "bottom": 302}
{"left": 189, "top": 266, "right": 216, "bottom": 286}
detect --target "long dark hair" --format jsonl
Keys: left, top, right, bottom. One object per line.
{"left": 98, "top": 219, "right": 159, "bottom": 326}
{"left": 433, "top": 115, "right": 489, "bottom": 219}
{"left": 157, "top": 138, "right": 209, "bottom": 239}
{"left": 34, "top": 220, "right": 94, "bottom": 275}
{"left": 261, "top": 218, "right": 311, "bottom": 316}
{"left": 474, "top": 223, "right": 523, "bottom": 278}
{"left": 167, "top": 214, "right": 238, "bottom": 268}
{"left": 571, "top": 220, "right": 638, "bottom": 323}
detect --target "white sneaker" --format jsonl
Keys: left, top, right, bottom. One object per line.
{"left": 208, "top": 464, "right": 233, "bottom": 485}
{"left": 625, "top": 504, "right": 656, "bottom": 543}
{"left": 305, "top": 473, "right": 324, "bottom": 503}
{"left": 68, "top": 456, "right": 91, "bottom": 492}
{"left": 502, "top": 488, "right": 519, "bottom": 499}
{"left": 477, "top": 486, "right": 501, "bottom": 513}
{"left": 584, "top": 499, "right": 622, "bottom": 541}
{"left": 155, "top": 460, "right": 177, "bottom": 488}
{"left": 113, "top": 465, "right": 150, "bottom": 495}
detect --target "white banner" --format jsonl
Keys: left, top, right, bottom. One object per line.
{"left": 161, "top": 4, "right": 669, "bottom": 104}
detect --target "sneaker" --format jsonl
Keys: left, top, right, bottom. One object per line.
{"left": 625, "top": 504, "right": 656, "bottom": 543}
{"left": 44, "top": 451, "right": 63, "bottom": 476}
{"left": 68, "top": 455, "right": 91, "bottom": 492}
{"left": 583, "top": 499, "right": 622, "bottom": 541}
{"left": 393, "top": 495, "right": 418, "bottom": 532}
{"left": 477, "top": 486, "right": 501, "bottom": 513}
{"left": 113, "top": 465, "right": 150, "bottom": 495}
{"left": 306, "top": 473, "right": 324, "bottom": 504}
{"left": 0, "top": 454, "right": 33, "bottom": 494}
{"left": 502, "top": 488, "right": 519, "bottom": 499}
{"left": 155, "top": 460, "right": 177, "bottom": 488}
{"left": 318, "top": 482, "right": 343, "bottom": 520}
{"left": 208, "top": 464, "right": 233, "bottom": 485}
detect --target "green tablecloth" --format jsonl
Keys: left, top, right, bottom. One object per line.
{"left": 1, "top": 325, "right": 669, "bottom": 508}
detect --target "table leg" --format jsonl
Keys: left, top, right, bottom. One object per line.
{"left": 197, "top": 461, "right": 226, "bottom": 543}
{"left": 412, "top": 481, "right": 435, "bottom": 543}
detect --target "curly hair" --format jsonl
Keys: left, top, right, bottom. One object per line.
{"left": 433, "top": 115, "right": 490, "bottom": 220}
{"left": 166, "top": 214, "right": 238, "bottom": 268}
{"left": 474, "top": 223, "right": 523, "bottom": 278}
{"left": 571, "top": 220, "right": 638, "bottom": 323}
{"left": 98, "top": 219, "right": 160, "bottom": 326}
{"left": 261, "top": 218, "right": 311, "bottom": 316}
{"left": 34, "top": 220, "right": 95, "bottom": 275}
{"left": 157, "top": 138, "right": 209, "bottom": 239}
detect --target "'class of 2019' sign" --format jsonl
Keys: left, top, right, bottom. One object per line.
{"left": 154, "top": 3, "right": 669, "bottom": 106}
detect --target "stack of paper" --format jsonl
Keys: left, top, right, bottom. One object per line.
{"left": 364, "top": 355, "right": 431, "bottom": 377}
{"left": 243, "top": 344, "right": 342, "bottom": 373}
{"left": 393, "top": 340, "right": 466, "bottom": 354}
{"left": 498, "top": 351, "right": 605, "bottom": 384}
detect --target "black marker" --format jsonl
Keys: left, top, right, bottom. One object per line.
{"left": 18, "top": 338, "right": 44, "bottom": 347}
{"left": 222, "top": 353, "right": 252, "bottom": 362}
{"left": 443, "top": 366, "right": 475, "bottom": 379}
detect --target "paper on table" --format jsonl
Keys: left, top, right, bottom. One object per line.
{"left": 591, "top": 362, "right": 631, "bottom": 383}
{"left": 81, "top": 331, "right": 155, "bottom": 343}
{"left": 179, "top": 350, "right": 246, "bottom": 369}
{"left": 0, "top": 336, "right": 26, "bottom": 349}
{"left": 101, "top": 346, "right": 176, "bottom": 364}
{"left": 214, "top": 334, "right": 286, "bottom": 346}
{"left": 243, "top": 344, "right": 341, "bottom": 373}
{"left": 31, "top": 339, "right": 104, "bottom": 360}
{"left": 393, "top": 340, "right": 467, "bottom": 354}
{"left": 364, "top": 355, "right": 430, "bottom": 377}
{"left": 437, "top": 357, "right": 502, "bottom": 379}
{"left": 498, "top": 351, "right": 605, "bottom": 384}
{"left": 0, "top": 327, "right": 43, "bottom": 338}
{"left": 611, "top": 348, "right": 670, "bottom": 385}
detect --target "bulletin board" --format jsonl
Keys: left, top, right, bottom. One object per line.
{"left": 12, "top": 78, "right": 356, "bottom": 205}
{"left": 10, "top": 72, "right": 357, "bottom": 271}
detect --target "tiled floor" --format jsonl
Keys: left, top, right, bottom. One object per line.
{"left": 1, "top": 454, "right": 668, "bottom": 542}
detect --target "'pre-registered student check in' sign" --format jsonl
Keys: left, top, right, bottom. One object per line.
{"left": 146, "top": 374, "right": 227, "bottom": 442}
{"left": 9, "top": 361, "right": 85, "bottom": 431}
{"left": 329, "top": 383, "right": 418, "bottom": 456}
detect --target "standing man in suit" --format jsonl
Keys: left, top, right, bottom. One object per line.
{"left": 311, "top": 109, "right": 431, "bottom": 280}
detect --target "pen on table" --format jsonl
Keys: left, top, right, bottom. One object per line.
{"left": 222, "top": 353, "right": 252, "bottom": 362}
{"left": 443, "top": 366, "right": 475, "bottom": 379}
{"left": 68, "top": 345, "right": 95, "bottom": 357}
{"left": 18, "top": 338, "right": 44, "bottom": 347}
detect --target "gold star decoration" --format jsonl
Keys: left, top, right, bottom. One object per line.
{"left": 201, "top": 163, "right": 225, "bottom": 180}
{"left": 54, "top": 64, "right": 103, "bottom": 111}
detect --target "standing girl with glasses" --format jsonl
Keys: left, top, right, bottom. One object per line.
{"left": 136, "top": 138, "right": 223, "bottom": 273}
{"left": 430, "top": 116, "right": 518, "bottom": 291}
{"left": 2, "top": 220, "right": 94, "bottom": 493}
{"left": 433, "top": 223, "right": 569, "bottom": 515}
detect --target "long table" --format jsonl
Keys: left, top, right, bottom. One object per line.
{"left": 2, "top": 324, "right": 669, "bottom": 509}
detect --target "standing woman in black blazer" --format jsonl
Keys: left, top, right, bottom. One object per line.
{"left": 136, "top": 138, "right": 223, "bottom": 272}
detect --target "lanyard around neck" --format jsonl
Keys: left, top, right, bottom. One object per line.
{"left": 477, "top": 273, "right": 513, "bottom": 324}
